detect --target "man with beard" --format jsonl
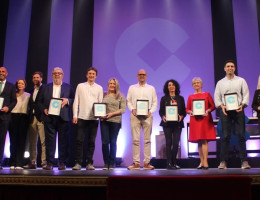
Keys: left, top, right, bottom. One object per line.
{"left": 214, "top": 60, "right": 251, "bottom": 169}
{"left": 0, "top": 67, "right": 17, "bottom": 169}
{"left": 23, "top": 72, "right": 47, "bottom": 169}
{"left": 42, "top": 67, "right": 74, "bottom": 170}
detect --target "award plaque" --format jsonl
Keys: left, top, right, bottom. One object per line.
{"left": 93, "top": 103, "right": 107, "bottom": 117}
{"left": 136, "top": 100, "right": 149, "bottom": 116}
{"left": 0, "top": 97, "right": 4, "bottom": 110}
{"left": 224, "top": 93, "right": 239, "bottom": 111}
{"left": 48, "top": 98, "right": 62, "bottom": 116}
{"left": 165, "top": 105, "right": 178, "bottom": 121}
{"left": 192, "top": 99, "right": 205, "bottom": 116}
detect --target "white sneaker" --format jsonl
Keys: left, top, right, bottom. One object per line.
{"left": 10, "top": 166, "right": 15, "bottom": 170}
{"left": 241, "top": 161, "right": 251, "bottom": 169}
{"left": 16, "top": 166, "right": 23, "bottom": 170}
{"left": 72, "top": 163, "right": 82, "bottom": 170}
{"left": 218, "top": 161, "right": 227, "bottom": 169}
{"left": 86, "top": 164, "right": 95, "bottom": 170}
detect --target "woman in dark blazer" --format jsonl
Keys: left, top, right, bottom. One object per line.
{"left": 159, "top": 79, "right": 186, "bottom": 169}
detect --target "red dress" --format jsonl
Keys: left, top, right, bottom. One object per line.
{"left": 186, "top": 92, "right": 216, "bottom": 143}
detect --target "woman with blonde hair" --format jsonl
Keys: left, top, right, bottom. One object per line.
{"left": 252, "top": 75, "right": 260, "bottom": 132}
{"left": 186, "top": 77, "right": 216, "bottom": 169}
{"left": 100, "top": 78, "right": 126, "bottom": 170}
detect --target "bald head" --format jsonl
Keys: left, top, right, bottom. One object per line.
{"left": 0, "top": 67, "right": 8, "bottom": 81}
{"left": 137, "top": 69, "right": 147, "bottom": 85}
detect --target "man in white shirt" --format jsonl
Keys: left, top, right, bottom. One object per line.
{"left": 127, "top": 69, "right": 157, "bottom": 170}
{"left": 214, "top": 60, "right": 251, "bottom": 169}
{"left": 72, "top": 67, "right": 103, "bottom": 170}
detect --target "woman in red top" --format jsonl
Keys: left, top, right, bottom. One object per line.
{"left": 186, "top": 77, "right": 216, "bottom": 169}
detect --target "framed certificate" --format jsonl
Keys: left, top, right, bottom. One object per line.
{"left": 136, "top": 100, "right": 149, "bottom": 116}
{"left": 93, "top": 103, "right": 107, "bottom": 117}
{"left": 224, "top": 93, "right": 239, "bottom": 111}
{"left": 48, "top": 98, "right": 62, "bottom": 116}
{"left": 0, "top": 97, "right": 4, "bottom": 110}
{"left": 165, "top": 105, "right": 178, "bottom": 121}
{"left": 192, "top": 99, "right": 205, "bottom": 116}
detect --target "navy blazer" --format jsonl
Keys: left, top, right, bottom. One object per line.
{"left": 28, "top": 85, "right": 45, "bottom": 123}
{"left": 42, "top": 82, "right": 74, "bottom": 122}
{"left": 0, "top": 81, "right": 17, "bottom": 120}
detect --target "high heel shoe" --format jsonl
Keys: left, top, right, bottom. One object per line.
{"left": 197, "top": 165, "right": 204, "bottom": 169}
{"left": 202, "top": 166, "right": 209, "bottom": 170}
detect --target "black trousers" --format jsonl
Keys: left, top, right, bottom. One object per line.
{"left": 9, "top": 113, "right": 29, "bottom": 167}
{"left": 75, "top": 119, "right": 98, "bottom": 165}
{"left": 45, "top": 116, "right": 69, "bottom": 165}
{"left": 0, "top": 118, "right": 10, "bottom": 165}
{"left": 163, "top": 126, "right": 182, "bottom": 165}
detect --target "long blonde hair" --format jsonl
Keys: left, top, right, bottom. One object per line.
{"left": 257, "top": 75, "right": 260, "bottom": 90}
{"left": 106, "top": 78, "right": 121, "bottom": 99}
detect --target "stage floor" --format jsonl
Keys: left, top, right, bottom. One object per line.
{"left": 0, "top": 167, "right": 260, "bottom": 187}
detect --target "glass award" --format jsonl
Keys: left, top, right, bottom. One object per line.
{"left": 224, "top": 93, "right": 239, "bottom": 111}
{"left": 165, "top": 105, "right": 178, "bottom": 121}
{"left": 48, "top": 98, "right": 62, "bottom": 116}
{"left": 192, "top": 99, "right": 205, "bottom": 116}
{"left": 93, "top": 103, "right": 107, "bottom": 117}
{"left": 0, "top": 97, "right": 4, "bottom": 110}
{"left": 136, "top": 100, "right": 149, "bottom": 116}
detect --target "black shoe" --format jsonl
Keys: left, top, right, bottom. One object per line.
{"left": 173, "top": 164, "right": 181, "bottom": 169}
{"left": 58, "top": 163, "right": 66, "bottom": 170}
{"left": 167, "top": 163, "right": 180, "bottom": 170}
{"left": 23, "top": 163, "right": 37, "bottom": 169}
{"left": 197, "top": 165, "right": 204, "bottom": 169}
{"left": 0, "top": 166, "right": 2, "bottom": 170}
{"left": 202, "top": 166, "right": 209, "bottom": 170}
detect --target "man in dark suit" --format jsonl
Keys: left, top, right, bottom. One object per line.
{"left": 41, "top": 67, "right": 74, "bottom": 170}
{"left": 23, "top": 72, "right": 46, "bottom": 169}
{"left": 0, "top": 67, "right": 17, "bottom": 169}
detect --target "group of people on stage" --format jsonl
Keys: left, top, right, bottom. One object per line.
{"left": 0, "top": 60, "right": 259, "bottom": 170}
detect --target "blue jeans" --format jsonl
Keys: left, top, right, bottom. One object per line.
{"left": 100, "top": 121, "right": 121, "bottom": 166}
{"left": 220, "top": 109, "right": 247, "bottom": 162}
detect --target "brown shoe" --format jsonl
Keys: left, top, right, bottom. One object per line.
{"left": 58, "top": 163, "right": 66, "bottom": 170}
{"left": 127, "top": 163, "right": 140, "bottom": 170}
{"left": 143, "top": 163, "right": 154, "bottom": 170}
{"left": 43, "top": 164, "right": 53, "bottom": 170}
{"left": 23, "top": 163, "right": 37, "bottom": 169}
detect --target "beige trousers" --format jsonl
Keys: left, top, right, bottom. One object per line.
{"left": 28, "top": 116, "right": 46, "bottom": 166}
{"left": 130, "top": 113, "right": 153, "bottom": 164}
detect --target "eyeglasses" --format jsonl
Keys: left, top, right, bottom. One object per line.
{"left": 52, "top": 72, "right": 63, "bottom": 75}
{"left": 138, "top": 74, "right": 146, "bottom": 76}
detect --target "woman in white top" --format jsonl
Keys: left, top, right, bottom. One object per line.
{"left": 9, "top": 79, "right": 30, "bottom": 169}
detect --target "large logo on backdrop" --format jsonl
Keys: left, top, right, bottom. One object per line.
{"left": 115, "top": 18, "right": 191, "bottom": 87}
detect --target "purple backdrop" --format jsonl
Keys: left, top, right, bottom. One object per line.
{"left": 93, "top": 0, "right": 214, "bottom": 166}
{"left": 233, "top": 0, "right": 260, "bottom": 156}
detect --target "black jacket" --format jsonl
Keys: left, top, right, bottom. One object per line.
{"left": 159, "top": 95, "right": 186, "bottom": 128}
